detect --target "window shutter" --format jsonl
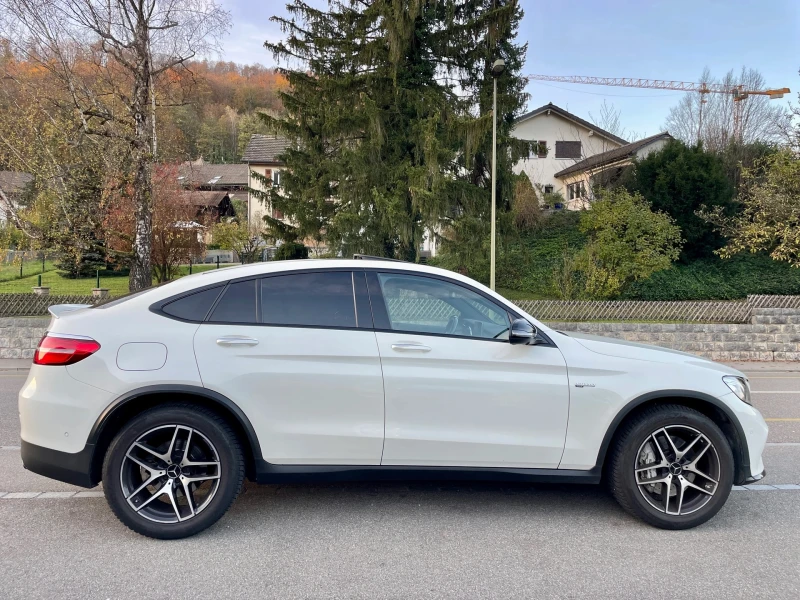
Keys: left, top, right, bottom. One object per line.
{"left": 555, "top": 141, "right": 582, "bottom": 159}
{"left": 537, "top": 141, "right": 547, "bottom": 158}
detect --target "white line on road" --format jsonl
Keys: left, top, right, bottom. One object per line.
{"left": 0, "top": 446, "right": 20, "bottom": 450}
{"left": 751, "top": 391, "right": 800, "bottom": 394}
{"left": 0, "top": 491, "right": 104, "bottom": 499}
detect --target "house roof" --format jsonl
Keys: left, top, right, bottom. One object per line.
{"left": 180, "top": 190, "right": 231, "bottom": 208}
{"left": 515, "top": 102, "right": 629, "bottom": 146}
{"left": 0, "top": 171, "right": 33, "bottom": 196}
{"left": 178, "top": 163, "right": 248, "bottom": 187}
{"left": 554, "top": 132, "right": 672, "bottom": 178}
{"left": 242, "top": 135, "right": 291, "bottom": 164}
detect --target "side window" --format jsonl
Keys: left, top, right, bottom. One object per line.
{"left": 261, "top": 272, "right": 356, "bottom": 328}
{"left": 209, "top": 279, "right": 257, "bottom": 324}
{"left": 161, "top": 286, "right": 223, "bottom": 321}
{"left": 376, "top": 273, "right": 510, "bottom": 340}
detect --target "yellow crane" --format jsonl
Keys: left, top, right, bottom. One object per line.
{"left": 526, "top": 74, "right": 791, "bottom": 142}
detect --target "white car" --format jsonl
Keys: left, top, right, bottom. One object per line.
{"left": 20, "top": 259, "right": 768, "bottom": 539}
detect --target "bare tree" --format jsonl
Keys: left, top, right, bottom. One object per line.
{"left": 589, "top": 100, "right": 626, "bottom": 140}
{"left": 588, "top": 100, "right": 646, "bottom": 143}
{"left": 0, "top": 0, "right": 230, "bottom": 290}
{"left": 664, "top": 67, "right": 790, "bottom": 152}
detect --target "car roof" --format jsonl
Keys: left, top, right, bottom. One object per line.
{"left": 92, "top": 258, "right": 547, "bottom": 330}
{"left": 126, "top": 259, "right": 472, "bottom": 304}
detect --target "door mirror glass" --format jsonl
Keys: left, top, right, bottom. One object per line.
{"left": 509, "top": 318, "right": 537, "bottom": 345}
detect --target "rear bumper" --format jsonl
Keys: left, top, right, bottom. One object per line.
{"left": 20, "top": 440, "right": 97, "bottom": 489}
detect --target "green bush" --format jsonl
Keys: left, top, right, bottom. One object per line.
{"left": 621, "top": 253, "right": 800, "bottom": 300}
{"left": 274, "top": 242, "right": 309, "bottom": 261}
{"left": 495, "top": 210, "right": 587, "bottom": 297}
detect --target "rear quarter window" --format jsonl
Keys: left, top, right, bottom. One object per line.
{"left": 161, "top": 286, "right": 224, "bottom": 321}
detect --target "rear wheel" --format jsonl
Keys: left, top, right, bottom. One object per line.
{"left": 608, "top": 405, "right": 734, "bottom": 530}
{"left": 102, "top": 404, "right": 245, "bottom": 539}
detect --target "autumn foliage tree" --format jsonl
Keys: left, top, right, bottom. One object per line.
{"left": 1, "top": 0, "right": 230, "bottom": 291}
{"left": 105, "top": 165, "right": 207, "bottom": 283}
{"left": 700, "top": 151, "right": 800, "bottom": 267}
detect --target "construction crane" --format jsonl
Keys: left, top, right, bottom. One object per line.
{"left": 525, "top": 74, "right": 790, "bottom": 142}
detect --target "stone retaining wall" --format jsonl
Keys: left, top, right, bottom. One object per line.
{"left": 0, "top": 317, "right": 49, "bottom": 359}
{"left": 546, "top": 308, "right": 800, "bottom": 362}
{"left": 3, "top": 309, "right": 800, "bottom": 361}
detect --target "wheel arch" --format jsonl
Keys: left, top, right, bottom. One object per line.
{"left": 87, "top": 385, "right": 263, "bottom": 484}
{"left": 594, "top": 390, "right": 750, "bottom": 485}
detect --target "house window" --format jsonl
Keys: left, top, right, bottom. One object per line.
{"left": 567, "top": 182, "right": 587, "bottom": 201}
{"left": 555, "top": 141, "right": 582, "bottom": 160}
{"left": 272, "top": 170, "right": 281, "bottom": 187}
{"left": 537, "top": 141, "right": 547, "bottom": 158}
{"left": 544, "top": 185, "right": 554, "bottom": 194}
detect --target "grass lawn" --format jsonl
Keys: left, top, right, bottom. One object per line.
{"left": 0, "top": 260, "right": 58, "bottom": 282}
{"left": 0, "top": 263, "right": 228, "bottom": 296}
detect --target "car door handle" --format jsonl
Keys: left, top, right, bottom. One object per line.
{"left": 216, "top": 336, "right": 259, "bottom": 347}
{"left": 391, "top": 342, "right": 431, "bottom": 353}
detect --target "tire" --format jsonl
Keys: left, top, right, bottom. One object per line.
{"left": 608, "top": 404, "right": 734, "bottom": 530}
{"left": 102, "top": 404, "right": 245, "bottom": 539}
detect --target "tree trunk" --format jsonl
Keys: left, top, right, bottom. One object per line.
{"left": 128, "top": 26, "right": 154, "bottom": 293}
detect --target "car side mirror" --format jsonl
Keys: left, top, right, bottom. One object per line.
{"left": 509, "top": 318, "right": 538, "bottom": 345}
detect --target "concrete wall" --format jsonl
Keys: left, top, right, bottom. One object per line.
{"left": 3, "top": 309, "right": 800, "bottom": 361}
{"left": 512, "top": 110, "right": 624, "bottom": 199}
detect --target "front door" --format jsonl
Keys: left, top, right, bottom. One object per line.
{"left": 368, "top": 271, "right": 569, "bottom": 469}
{"left": 194, "top": 271, "right": 385, "bottom": 465}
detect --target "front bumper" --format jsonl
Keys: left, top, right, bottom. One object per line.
{"left": 20, "top": 440, "right": 98, "bottom": 488}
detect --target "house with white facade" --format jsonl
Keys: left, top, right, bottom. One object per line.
{"left": 511, "top": 102, "right": 628, "bottom": 208}
{"left": 554, "top": 132, "right": 672, "bottom": 208}
{"left": 242, "top": 134, "right": 291, "bottom": 224}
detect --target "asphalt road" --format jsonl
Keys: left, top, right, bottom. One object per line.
{"left": 1, "top": 367, "right": 799, "bottom": 599}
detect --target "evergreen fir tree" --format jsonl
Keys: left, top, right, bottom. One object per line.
{"left": 259, "top": 0, "right": 531, "bottom": 266}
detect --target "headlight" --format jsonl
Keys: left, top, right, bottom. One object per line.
{"left": 723, "top": 375, "right": 751, "bottom": 405}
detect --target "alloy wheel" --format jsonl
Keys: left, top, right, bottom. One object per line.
{"left": 634, "top": 425, "right": 721, "bottom": 516}
{"left": 119, "top": 425, "right": 221, "bottom": 523}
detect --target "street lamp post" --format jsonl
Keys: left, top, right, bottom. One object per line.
{"left": 490, "top": 58, "right": 505, "bottom": 291}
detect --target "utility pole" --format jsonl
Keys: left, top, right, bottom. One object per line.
{"left": 490, "top": 59, "right": 505, "bottom": 291}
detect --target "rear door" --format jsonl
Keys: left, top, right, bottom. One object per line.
{"left": 369, "top": 271, "right": 570, "bottom": 469}
{"left": 193, "top": 270, "right": 385, "bottom": 465}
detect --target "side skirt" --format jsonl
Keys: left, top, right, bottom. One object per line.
{"left": 254, "top": 461, "right": 601, "bottom": 485}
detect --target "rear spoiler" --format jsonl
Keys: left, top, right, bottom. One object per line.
{"left": 48, "top": 304, "right": 92, "bottom": 319}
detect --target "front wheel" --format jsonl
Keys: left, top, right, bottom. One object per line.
{"left": 608, "top": 404, "right": 734, "bottom": 530}
{"left": 102, "top": 404, "right": 245, "bottom": 539}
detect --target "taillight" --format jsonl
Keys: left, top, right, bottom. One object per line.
{"left": 33, "top": 334, "right": 101, "bottom": 366}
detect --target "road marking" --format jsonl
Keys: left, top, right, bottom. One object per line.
{"left": 731, "top": 484, "right": 800, "bottom": 491}
{"left": 752, "top": 391, "right": 800, "bottom": 394}
{"left": 36, "top": 492, "right": 76, "bottom": 499}
{"left": 764, "top": 418, "right": 800, "bottom": 422}
{"left": 766, "top": 442, "right": 800, "bottom": 446}
{"left": 0, "top": 446, "right": 20, "bottom": 450}
{"left": 0, "top": 491, "right": 103, "bottom": 499}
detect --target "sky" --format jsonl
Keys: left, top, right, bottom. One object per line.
{"left": 218, "top": 0, "right": 799, "bottom": 140}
